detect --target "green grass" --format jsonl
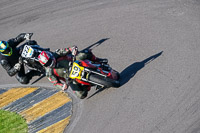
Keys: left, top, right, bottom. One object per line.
{"left": 0, "top": 110, "right": 28, "bottom": 133}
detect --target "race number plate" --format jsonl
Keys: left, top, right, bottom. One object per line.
{"left": 69, "top": 62, "right": 84, "bottom": 80}
{"left": 21, "top": 45, "right": 34, "bottom": 58}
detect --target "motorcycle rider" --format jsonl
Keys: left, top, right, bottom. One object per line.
{"left": 0, "top": 33, "right": 41, "bottom": 84}
{"left": 38, "top": 46, "right": 108, "bottom": 99}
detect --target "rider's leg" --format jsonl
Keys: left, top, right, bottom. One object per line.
{"left": 16, "top": 65, "right": 41, "bottom": 84}
{"left": 69, "top": 81, "right": 89, "bottom": 99}
{"left": 15, "top": 65, "right": 29, "bottom": 84}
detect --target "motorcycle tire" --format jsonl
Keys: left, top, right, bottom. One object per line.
{"left": 89, "top": 74, "right": 120, "bottom": 88}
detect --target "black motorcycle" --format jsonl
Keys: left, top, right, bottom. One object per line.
{"left": 19, "top": 33, "right": 50, "bottom": 83}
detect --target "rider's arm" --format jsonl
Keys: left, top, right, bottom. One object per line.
{"left": 45, "top": 67, "right": 67, "bottom": 90}
{"left": 7, "top": 33, "right": 27, "bottom": 47}
{"left": 0, "top": 60, "right": 19, "bottom": 76}
{"left": 55, "top": 46, "right": 77, "bottom": 56}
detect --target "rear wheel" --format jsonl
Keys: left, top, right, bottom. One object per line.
{"left": 88, "top": 74, "right": 120, "bottom": 88}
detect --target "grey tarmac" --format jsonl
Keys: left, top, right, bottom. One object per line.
{"left": 0, "top": 0, "right": 200, "bottom": 133}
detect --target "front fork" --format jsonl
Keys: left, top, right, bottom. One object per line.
{"left": 80, "top": 68, "right": 108, "bottom": 87}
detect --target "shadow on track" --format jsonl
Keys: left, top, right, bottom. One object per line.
{"left": 87, "top": 51, "right": 163, "bottom": 99}
{"left": 80, "top": 38, "right": 110, "bottom": 52}
{"left": 120, "top": 51, "right": 163, "bottom": 86}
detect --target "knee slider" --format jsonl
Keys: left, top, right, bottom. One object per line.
{"left": 16, "top": 75, "right": 29, "bottom": 84}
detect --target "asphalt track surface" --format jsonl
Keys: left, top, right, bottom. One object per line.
{"left": 0, "top": 0, "right": 200, "bottom": 133}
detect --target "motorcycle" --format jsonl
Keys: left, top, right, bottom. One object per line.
{"left": 68, "top": 49, "right": 120, "bottom": 89}
{"left": 19, "top": 33, "right": 50, "bottom": 76}
{"left": 19, "top": 33, "right": 120, "bottom": 87}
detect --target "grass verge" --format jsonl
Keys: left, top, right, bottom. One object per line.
{"left": 0, "top": 109, "right": 28, "bottom": 133}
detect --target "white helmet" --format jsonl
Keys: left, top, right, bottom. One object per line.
{"left": 38, "top": 51, "right": 56, "bottom": 68}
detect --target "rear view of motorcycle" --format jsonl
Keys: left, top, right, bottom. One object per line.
{"left": 19, "top": 33, "right": 50, "bottom": 83}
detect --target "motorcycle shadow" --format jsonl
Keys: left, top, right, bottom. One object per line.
{"left": 80, "top": 38, "right": 110, "bottom": 52}
{"left": 87, "top": 51, "right": 163, "bottom": 99}
{"left": 119, "top": 51, "right": 163, "bottom": 86}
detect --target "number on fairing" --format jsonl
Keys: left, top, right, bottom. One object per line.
{"left": 71, "top": 66, "right": 80, "bottom": 77}
{"left": 69, "top": 62, "right": 84, "bottom": 80}
{"left": 21, "top": 45, "right": 34, "bottom": 58}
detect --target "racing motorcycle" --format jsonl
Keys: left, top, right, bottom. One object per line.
{"left": 68, "top": 49, "right": 120, "bottom": 89}
{"left": 19, "top": 33, "right": 50, "bottom": 74}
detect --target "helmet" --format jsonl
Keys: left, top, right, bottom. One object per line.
{"left": 38, "top": 51, "right": 56, "bottom": 68}
{"left": 0, "top": 41, "right": 13, "bottom": 56}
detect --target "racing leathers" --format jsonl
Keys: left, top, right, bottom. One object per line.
{"left": 0, "top": 33, "right": 40, "bottom": 84}
{"left": 45, "top": 46, "right": 101, "bottom": 99}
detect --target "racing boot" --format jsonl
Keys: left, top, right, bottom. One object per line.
{"left": 16, "top": 70, "right": 42, "bottom": 84}
{"left": 27, "top": 70, "right": 42, "bottom": 77}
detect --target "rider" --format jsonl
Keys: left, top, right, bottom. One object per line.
{"left": 38, "top": 46, "right": 107, "bottom": 99}
{"left": 0, "top": 33, "right": 41, "bottom": 84}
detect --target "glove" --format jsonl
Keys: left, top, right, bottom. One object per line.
{"left": 18, "top": 57, "right": 23, "bottom": 64}
{"left": 72, "top": 46, "right": 78, "bottom": 56}
{"left": 24, "top": 33, "right": 33, "bottom": 40}
{"left": 14, "top": 63, "right": 21, "bottom": 71}
{"left": 62, "top": 83, "right": 68, "bottom": 91}
{"left": 55, "top": 49, "right": 61, "bottom": 54}
{"left": 45, "top": 67, "right": 52, "bottom": 77}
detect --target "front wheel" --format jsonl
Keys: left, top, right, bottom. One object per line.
{"left": 88, "top": 74, "right": 120, "bottom": 88}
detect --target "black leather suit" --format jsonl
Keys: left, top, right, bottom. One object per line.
{"left": 0, "top": 33, "right": 39, "bottom": 84}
